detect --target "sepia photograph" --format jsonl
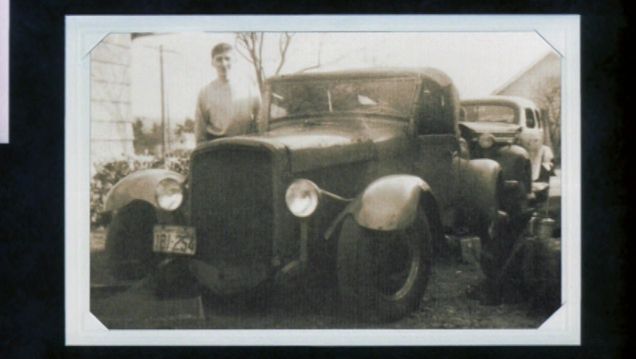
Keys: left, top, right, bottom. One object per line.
{"left": 65, "top": 15, "right": 580, "bottom": 345}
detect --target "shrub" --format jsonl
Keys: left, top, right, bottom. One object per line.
{"left": 90, "top": 151, "right": 191, "bottom": 229}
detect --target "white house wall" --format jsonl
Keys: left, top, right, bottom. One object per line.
{"left": 90, "top": 34, "right": 134, "bottom": 162}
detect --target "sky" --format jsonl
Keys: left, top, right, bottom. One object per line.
{"left": 130, "top": 32, "right": 554, "bottom": 126}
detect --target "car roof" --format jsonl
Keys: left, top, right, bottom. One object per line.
{"left": 461, "top": 95, "right": 539, "bottom": 110}
{"left": 268, "top": 67, "right": 454, "bottom": 88}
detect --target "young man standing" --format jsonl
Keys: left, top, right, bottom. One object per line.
{"left": 194, "top": 42, "right": 261, "bottom": 143}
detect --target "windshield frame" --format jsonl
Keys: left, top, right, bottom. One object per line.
{"left": 265, "top": 76, "right": 421, "bottom": 124}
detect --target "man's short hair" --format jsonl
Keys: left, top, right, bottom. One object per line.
{"left": 211, "top": 43, "right": 233, "bottom": 58}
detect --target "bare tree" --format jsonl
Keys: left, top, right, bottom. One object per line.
{"left": 533, "top": 76, "right": 561, "bottom": 164}
{"left": 235, "top": 32, "right": 293, "bottom": 94}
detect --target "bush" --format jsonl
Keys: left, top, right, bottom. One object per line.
{"left": 90, "top": 151, "right": 191, "bottom": 229}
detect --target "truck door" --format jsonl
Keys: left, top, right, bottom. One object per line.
{"left": 412, "top": 81, "right": 460, "bottom": 227}
{"left": 414, "top": 135, "right": 458, "bottom": 213}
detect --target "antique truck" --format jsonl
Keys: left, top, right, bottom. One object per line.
{"left": 102, "top": 68, "right": 528, "bottom": 321}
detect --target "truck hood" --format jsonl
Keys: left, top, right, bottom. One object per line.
{"left": 459, "top": 122, "right": 520, "bottom": 142}
{"left": 205, "top": 119, "right": 409, "bottom": 173}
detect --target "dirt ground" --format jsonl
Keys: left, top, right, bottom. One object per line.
{"left": 90, "top": 231, "right": 550, "bottom": 329}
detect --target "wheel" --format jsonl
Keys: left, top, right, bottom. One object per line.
{"left": 337, "top": 210, "right": 432, "bottom": 322}
{"left": 105, "top": 200, "right": 160, "bottom": 281}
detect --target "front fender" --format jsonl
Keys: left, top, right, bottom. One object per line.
{"left": 352, "top": 175, "right": 430, "bottom": 231}
{"left": 491, "top": 144, "right": 532, "bottom": 192}
{"left": 103, "top": 169, "right": 186, "bottom": 212}
{"left": 459, "top": 158, "right": 502, "bottom": 228}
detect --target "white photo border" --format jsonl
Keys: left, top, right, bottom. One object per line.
{"left": 1, "top": 0, "right": 8, "bottom": 143}
{"left": 65, "top": 15, "right": 580, "bottom": 346}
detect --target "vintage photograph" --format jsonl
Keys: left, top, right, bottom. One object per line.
{"left": 65, "top": 16, "right": 580, "bottom": 345}
{"left": 87, "top": 30, "right": 563, "bottom": 329}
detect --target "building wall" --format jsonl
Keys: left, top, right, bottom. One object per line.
{"left": 494, "top": 52, "right": 561, "bottom": 101}
{"left": 90, "top": 34, "right": 134, "bottom": 162}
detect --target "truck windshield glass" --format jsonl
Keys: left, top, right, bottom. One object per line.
{"left": 462, "top": 104, "right": 516, "bottom": 124}
{"left": 269, "top": 78, "right": 418, "bottom": 121}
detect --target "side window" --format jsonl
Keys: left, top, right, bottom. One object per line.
{"left": 416, "top": 81, "right": 454, "bottom": 135}
{"left": 535, "top": 109, "right": 542, "bottom": 128}
{"left": 525, "top": 108, "right": 536, "bottom": 128}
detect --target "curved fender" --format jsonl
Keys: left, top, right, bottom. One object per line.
{"left": 103, "top": 168, "right": 185, "bottom": 212}
{"left": 459, "top": 158, "right": 502, "bottom": 226}
{"left": 352, "top": 175, "right": 431, "bottom": 231}
{"left": 492, "top": 144, "right": 532, "bottom": 192}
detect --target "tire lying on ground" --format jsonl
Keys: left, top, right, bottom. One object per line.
{"left": 337, "top": 210, "right": 432, "bottom": 322}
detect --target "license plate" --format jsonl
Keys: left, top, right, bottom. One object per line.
{"left": 153, "top": 225, "right": 196, "bottom": 255}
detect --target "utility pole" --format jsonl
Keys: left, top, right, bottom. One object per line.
{"left": 141, "top": 43, "right": 177, "bottom": 164}
{"left": 159, "top": 45, "right": 166, "bottom": 163}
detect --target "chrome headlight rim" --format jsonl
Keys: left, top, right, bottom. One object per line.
{"left": 478, "top": 133, "right": 496, "bottom": 149}
{"left": 155, "top": 177, "right": 184, "bottom": 211}
{"left": 285, "top": 179, "right": 321, "bottom": 218}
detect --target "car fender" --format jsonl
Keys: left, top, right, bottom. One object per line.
{"left": 341, "top": 175, "right": 440, "bottom": 236}
{"left": 323, "top": 178, "right": 443, "bottom": 248}
{"left": 103, "top": 168, "right": 186, "bottom": 213}
{"left": 459, "top": 158, "right": 502, "bottom": 227}
{"left": 491, "top": 144, "right": 532, "bottom": 192}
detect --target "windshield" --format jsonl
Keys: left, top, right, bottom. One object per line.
{"left": 462, "top": 104, "right": 517, "bottom": 124}
{"left": 269, "top": 77, "right": 419, "bottom": 121}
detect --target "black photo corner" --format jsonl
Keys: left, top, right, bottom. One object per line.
{"left": 0, "top": 0, "right": 628, "bottom": 358}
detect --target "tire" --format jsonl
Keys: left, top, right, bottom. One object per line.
{"left": 337, "top": 210, "right": 432, "bottom": 322}
{"left": 105, "top": 200, "right": 160, "bottom": 281}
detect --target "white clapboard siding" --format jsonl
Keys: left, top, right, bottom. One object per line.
{"left": 90, "top": 34, "right": 134, "bottom": 162}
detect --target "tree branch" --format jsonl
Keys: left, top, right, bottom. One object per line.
{"left": 275, "top": 33, "right": 292, "bottom": 75}
{"left": 258, "top": 32, "right": 264, "bottom": 70}
{"left": 234, "top": 33, "right": 253, "bottom": 64}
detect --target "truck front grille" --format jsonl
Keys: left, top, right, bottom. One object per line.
{"left": 190, "top": 147, "right": 273, "bottom": 266}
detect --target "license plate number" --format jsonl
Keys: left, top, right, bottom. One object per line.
{"left": 153, "top": 225, "right": 196, "bottom": 255}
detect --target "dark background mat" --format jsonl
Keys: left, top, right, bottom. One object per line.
{"left": 0, "top": 0, "right": 628, "bottom": 358}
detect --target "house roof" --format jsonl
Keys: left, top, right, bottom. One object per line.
{"left": 492, "top": 51, "right": 560, "bottom": 95}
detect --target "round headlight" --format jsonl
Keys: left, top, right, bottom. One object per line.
{"left": 155, "top": 178, "right": 184, "bottom": 211}
{"left": 478, "top": 133, "right": 495, "bottom": 149}
{"left": 285, "top": 179, "right": 320, "bottom": 218}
